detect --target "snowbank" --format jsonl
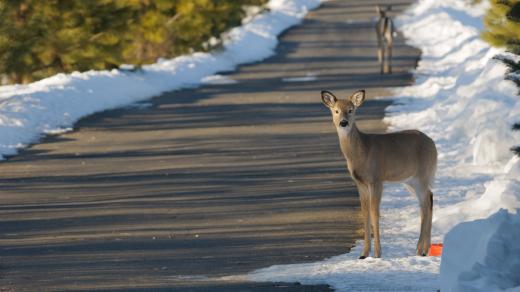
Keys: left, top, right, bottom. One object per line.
{"left": 0, "top": 0, "right": 320, "bottom": 159}
{"left": 389, "top": 1, "right": 520, "bottom": 290}
{"left": 246, "top": 0, "right": 520, "bottom": 291}
{"left": 441, "top": 210, "right": 520, "bottom": 292}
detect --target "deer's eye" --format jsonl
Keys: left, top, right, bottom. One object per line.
{"left": 348, "top": 109, "right": 353, "bottom": 114}
{"left": 335, "top": 110, "right": 339, "bottom": 114}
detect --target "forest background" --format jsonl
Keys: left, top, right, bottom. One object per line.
{"left": 0, "top": 0, "right": 266, "bottom": 84}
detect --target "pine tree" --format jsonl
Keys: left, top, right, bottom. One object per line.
{"left": 0, "top": 1, "right": 46, "bottom": 83}
{"left": 0, "top": 0, "right": 268, "bottom": 84}
{"left": 482, "top": 0, "right": 520, "bottom": 54}
{"left": 483, "top": 1, "right": 520, "bottom": 157}
{"left": 512, "top": 123, "right": 520, "bottom": 157}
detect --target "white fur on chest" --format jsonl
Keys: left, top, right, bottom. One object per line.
{"left": 336, "top": 128, "right": 354, "bottom": 172}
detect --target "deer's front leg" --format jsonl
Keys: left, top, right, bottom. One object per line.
{"left": 387, "top": 42, "right": 393, "bottom": 74}
{"left": 356, "top": 182, "right": 371, "bottom": 259}
{"left": 375, "top": 27, "right": 382, "bottom": 63}
{"left": 369, "top": 182, "right": 383, "bottom": 258}
{"left": 375, "top": 25, "right": 384, "bottom": 74}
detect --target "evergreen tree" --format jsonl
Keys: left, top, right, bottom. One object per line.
{"left": 482, "top": 0, "right": 520, "bottom": 54}
{"left": 512, "top": 123, "right": 520, "bottom": 157}
{"left": 483, "top": 1, "right": 520, "bottom": 157}
{"left": 0, "top": 0, "right": 268, "bottom": 84}
{"left": 0, "top": 1, "right": 46, "bottom": 83}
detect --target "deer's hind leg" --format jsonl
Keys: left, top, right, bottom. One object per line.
{"left": 403, "top": 177, "right": 432, "bottom": 256}
{"left": 379, "top": 48, "right": 385, "bottom": 74}
{"left": 386, "top": 41, "right": 392, "bottom": 74}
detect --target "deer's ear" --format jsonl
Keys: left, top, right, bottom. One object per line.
{"left": 350, "top": 90, "right": 365, "bottom": 107}
{"left": 321, "top": 90, "right": 337, "bottom": 108}
{"left": 375, "top": 5, "right": 381, "bottom": 14}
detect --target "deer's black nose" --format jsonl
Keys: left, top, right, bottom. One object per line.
{"left": 339, "top": 120, "right": 348, "bottom": 127}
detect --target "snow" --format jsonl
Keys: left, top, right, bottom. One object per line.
{"left": 441, "top": 210, "right": 520, "bottom": 292}
{"left": 201, "top": 74, "right": 238, "bottom": 85}
{"left": 244, "top": 0, "right": 520, "bottom": 291}
{"left": 0, "top": 0, "right": 321, "bottom": 160}
{"left": 282, "top": 72, "right": 318, "bottom": 82}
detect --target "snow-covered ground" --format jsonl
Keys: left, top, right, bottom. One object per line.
{"left": 0, "top": 0, "right": 320, "bottom": 160}
{"left": 245, "top": 0, "right": 520, "bottom": 291}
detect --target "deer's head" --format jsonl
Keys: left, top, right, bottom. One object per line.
{"left": 376, "top": 5, "right": 391, "bottom": 18}
{"left": 321, "top": 90, "right": 365, "bottom": 134}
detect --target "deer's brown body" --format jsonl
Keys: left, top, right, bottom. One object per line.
{"left": 322, "top": 90, "right": 437, "bottom": 258}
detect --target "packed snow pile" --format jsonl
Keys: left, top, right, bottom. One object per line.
{"left": 441, "top": 210, "right": 520, "bottom": 292}
{"left": 246, "top": 0, "right": 520, "bottom": 291}
{"left": 0, "top": 0, "right": 320, "bottom": 160}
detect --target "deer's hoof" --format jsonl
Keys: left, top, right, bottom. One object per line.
{"left": 359, "top": 255, "right": 367, "bottom": 260}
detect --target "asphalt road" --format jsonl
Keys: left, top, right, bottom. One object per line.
{"left": 0, "top": 1, "right": 420, "bottom": 291}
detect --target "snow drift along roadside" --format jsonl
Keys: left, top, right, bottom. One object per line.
{"left": 246, "top": 0, "right": 520, "bottom": 291}
{"left": 0, "top": 0, "right": 320, "bottom": 160}
{"left": 388, "top": 0, "right": 520, "bottom": 290}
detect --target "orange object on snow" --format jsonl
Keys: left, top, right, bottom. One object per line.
{"left": 429, "top": 243, "right": 443, "bottom": 256}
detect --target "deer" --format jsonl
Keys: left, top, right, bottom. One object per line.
{"left": 375, "top": 5, "right": 394, "bottom": 74}
{"left": 321, "top": 90, "right": 437, "bottom": 258}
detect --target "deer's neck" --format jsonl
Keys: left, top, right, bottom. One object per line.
{"left": 338, "top": 124, "right": 368, "bottom": 166}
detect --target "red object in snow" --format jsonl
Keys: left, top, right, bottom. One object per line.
{"left": 429, "top": 243, "right": 443, "bottom": 256}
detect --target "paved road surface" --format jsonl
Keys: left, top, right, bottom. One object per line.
{"left": 0, "top": 0, "right": 419, "bottom": 291}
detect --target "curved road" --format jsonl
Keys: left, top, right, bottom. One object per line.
{"left": 0, "top": 1, "right": 419, "bottom": 291}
